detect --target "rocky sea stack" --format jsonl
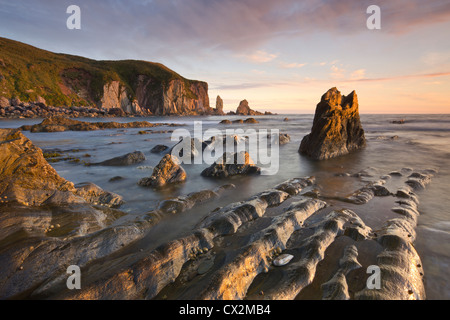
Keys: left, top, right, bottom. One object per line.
{"left": 299, "top": 87, "right": 366, "bottom": 160}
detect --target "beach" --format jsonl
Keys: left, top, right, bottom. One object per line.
{"left": 1, "top": 113, "right": 448, "bottom": 299}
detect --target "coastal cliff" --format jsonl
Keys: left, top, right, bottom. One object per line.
{"left": 0, "top": 37, "right": 211, "bottom": 115}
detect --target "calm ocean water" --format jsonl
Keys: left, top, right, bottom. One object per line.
{"left": 1, "top": 114, "right": 449, "bottom": 299}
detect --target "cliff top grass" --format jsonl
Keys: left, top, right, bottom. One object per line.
{"left": 0, "top": 37, "right": 199, "bottom": 107}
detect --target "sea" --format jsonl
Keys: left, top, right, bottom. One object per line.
{"left": 1, "top": 114, "right": 449, "bottom": 299}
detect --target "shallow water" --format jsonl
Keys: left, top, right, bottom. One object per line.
{"left": 1, "top": 114, "right": 449, "bottom": 299}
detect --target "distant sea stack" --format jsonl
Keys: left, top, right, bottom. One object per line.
{"left": 299, "top": 87, "right": 366, "bottom": 160}
{"left": 0, "top": 37, "right": 212, "bottom": 116}
{"left": 214, "top": 95, "right": 224, "bottom": 115}
{"left": 234, "top": 99, "right": 263, "bottom": 116}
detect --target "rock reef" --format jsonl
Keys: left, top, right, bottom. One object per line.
{"left": 20, "top": 116, "right": 179, "bottom": 133}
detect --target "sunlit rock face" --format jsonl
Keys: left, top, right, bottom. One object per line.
{"left": 138, "top": 154, "right": 187, "bottom": 188}
{"left": 299, "top": 87, "right": 366, "bottom": 160}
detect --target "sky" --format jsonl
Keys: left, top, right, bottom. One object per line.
{"left": 0, "top": 0, "right": 449, "bottom": 114}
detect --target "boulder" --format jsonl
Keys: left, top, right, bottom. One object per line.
{"left": 94, "top": 151, "right": 146, "bottom": 166}
{"left": 215, "top": 96, "right": 224, "bottom": 115}
{"left": 201, "top": 151, "right": 261, "bottom": 178}
{"left": 10, "top": 97, "right": 21, "bottom": 106}
{"left": 244, "top": 118, "right": 259, "bottom": 124}
{"left": 299, "top": 87, "right": 366, "bottom": 160}
{"left": 219, "top": 119, "right": 232, "bottom": 124}
{"left": 138, "top": 154, "right": 186, "bottom": 188}
{"left": 279, "top": 133, "right": 291, "bottom": 145}
{"left": 150, "top": 144, "right": 169, "bottom": 153}
{"left": 75, "top": 182, "right": 124, "bottom": 208}
{"left": 0, "top": 129, "right": 76, "bottom": 206}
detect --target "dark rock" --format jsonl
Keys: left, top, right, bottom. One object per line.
{"left": 94, "top": 151, "right": 146, "bottom": 166}
{"left": 108, "top": 108, "right": 127, "bottom": 117}
{"left": 219, "top": 119, "right": 232, "bottom": 124}
{"left": 0, "top": 97, "right": 9, "bottom": 108}
{"left": 215, "top": 96, "right": 224, "bottom": 115}
{"left": 151, "top": 144, "right": 169, "bottom": 153}
{"left": 299, "top": 87, "right": 366, "bottom": 160}
{"left": 0, "top": 129, "right": 76, "bottom": 206}
{"left": 109, "top": 176, "right": 125, "bottom": 182}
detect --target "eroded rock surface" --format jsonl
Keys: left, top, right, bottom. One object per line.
{"left": 0, "top": 131, "right": 436, "bottom": 300}
{"left": 0, "top": 129, "right": 76, "bottom": 206}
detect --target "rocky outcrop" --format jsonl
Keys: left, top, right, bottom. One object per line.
{"left": 74, "top": 182, "right": 124, "bottom": 208}
{"left": 150, "top": 145, "right": 169, "bottom": 153}
{"left": 100, "top": 81, "right": 135, "bottom": 113}
{"left": 214, "top": 95, "right": 224, "bottom": 115}
{"left": 0, "top": 128, "right": 146, "bottom": 299}
{"left": 299, "top": 87, "right": 366, "bottom": 160}
{"left": 279, "top": 133, "right": 291, "bottom": 145}
{"left": 0, "top": 37, "right": 212, "bottom": 116}
{"left": 138, "top": 154, "right": 187, "bottom": 188}
{"left": 132, "top": 76, "right": 212, "bottom": 115}
{"left": 0, "top": 129, "right": 76, "bottom": 206}
{"left": 56, "top": 178, "right": 314, "bottom": 300}
{"left": 244, "top": 118, "right": 259, "bottom": 124}
{"left": 235, "top": 99, "right": 263, "bottom": 116}
{"left": 93, "top": 151, "right": 146, "bottom": 166}
{"left": 201, "top": 151, "right": 261, "bottom": 178}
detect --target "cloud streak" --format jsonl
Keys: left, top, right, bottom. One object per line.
{"left": 2, "top": 0, "right": 450, "bottom": 58}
